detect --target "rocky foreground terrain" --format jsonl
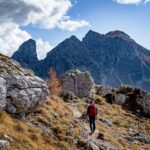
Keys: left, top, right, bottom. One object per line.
{"left": 0, "top": 54, "right": 150, "bottom": 150}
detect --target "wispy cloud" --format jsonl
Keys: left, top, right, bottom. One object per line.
{"left": 0, "top": 0, "right": 89, "bottom": 59}
{"left": 58, "top": 19, "right": 90, "bottom": 31}
{"left": 113, "top": 0, "right": 150, "bottom": 4}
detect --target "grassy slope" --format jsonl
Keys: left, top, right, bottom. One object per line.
{"left": 75, "top": 95, "right": 150, "bottom": 150}
{"left": 0, "top": 96, "right": 82, "bottom": 150}
{"left": 0, "top": 95, "right": 149, "bottom": 150}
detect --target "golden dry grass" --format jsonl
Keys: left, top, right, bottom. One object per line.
{"left": 0, "top": 96, "right": 82, "bottom": 150}
{"left": 71, "top": 95, "right": 150, "bottom": 150}
{"left": 0, "top": 95, "right": 149, "bottom": 150}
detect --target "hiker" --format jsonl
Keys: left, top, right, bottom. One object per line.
{"left": 87, "top": 100, "right": 97, "bottom": 133}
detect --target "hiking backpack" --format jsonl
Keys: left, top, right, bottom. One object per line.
{"left": 89, "top": 105, "right": 97, "bottom": 116}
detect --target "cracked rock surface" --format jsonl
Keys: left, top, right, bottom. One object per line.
{"left": 0, "top": 54, "right": 49, "bottom": 115}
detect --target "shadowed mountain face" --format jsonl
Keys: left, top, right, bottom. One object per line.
{"left": 35, "top": 36, "right": 100, "bottom": 80}
{"left": 12, "top": 39, "right": 38, "bottom": 69}
{"left": 82, "top": 30, "right": 150, "bottom": 90}
{"left": 12, "top": 30, "right": 150, "bottom": 91}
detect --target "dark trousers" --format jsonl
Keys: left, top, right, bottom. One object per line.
{"left": 89, "top": 116, "right": 96, "bottom": 132}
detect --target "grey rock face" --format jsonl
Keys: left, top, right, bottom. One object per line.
{"left": 83, "top": 30, "right": 150, "bottom": 91}
{"left": 12, "top": 30, "right": 150, "bottom": 91}
{"left": 61, "top": 70, "right": 95, "bottom": 98}
{"left": 12, "top": 39, "right": 38, "bottom": 69}
{"left": 0, "top": 54, "right": 49, "bottom": 115}
{"left": 35, "top": 35, "right": 100, "bottom": 80}
{"left": 0, "top": 77, "right": 7, "bottom": 110}
{"left": 87, "top": 141, "right": 99, "bottom": 150}
{"left": 100, "top": 118, "right": 113, "bottom": 127}
{"left": 59, "top": 90, "right": 76, "bottom": 101}
{"left": 96, "top": 85, "right": 117, "bottom": 96}
{"left": 97, "top": 84, "right": 150, "bottom": 115}
{"left": 119, "top": 86, "right": 150, "bottom": 115}
{"left": 77, "top": 139, "right": 119, "bottom": 150}
{"left": 0, "top": 140, "right": 9, "bottom": 149}
{"left": 134, "top": 90, "right": 150, "bottom": 115}
{"left": 124, "top": 134, "right": 150, "bottom": 144}
{"left": 114, "top": 93, "right": 126, "bottom": 105}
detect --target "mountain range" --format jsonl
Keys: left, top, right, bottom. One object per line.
{"left": 12, "top": 30, "right": 150, "bottom": 91}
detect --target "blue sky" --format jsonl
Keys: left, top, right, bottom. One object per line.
{"left": 22, "top": 0, "right": 150, "bottom": 49}
{"left": 0, "top": 0, "right": 150, "bottom": 59}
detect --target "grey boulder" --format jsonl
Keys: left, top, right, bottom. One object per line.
{"left": 61, "top": 70, "right": 95, "bottom": 98}
{"left": 0, "top": 54, "right": 49, "bottom": 115}
{"left": 96, "top": 85, "right": 117, "bottom": 97}
{"left": 114, "top": 93, "right": 126, "bottom": 105}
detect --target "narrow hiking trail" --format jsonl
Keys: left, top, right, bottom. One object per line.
{"left": 67, "top": 102, "right": 99, "bottom": 141}
{"left": 67, "top": 102, "right": 120, "bottom": 150}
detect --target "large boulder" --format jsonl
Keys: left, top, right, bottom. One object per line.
{"left": 61, "top": 70, "right": 95, "bottom": 98}
{"left": 114, "top": 93, "right": 126, "bottom": 105}
{"left": 134, "top": 89, "right": 150, "bottom": 115}
{"left": 96, "top": 85, "right": 118, "bottom": 97}
{"left": 0, "top": 54, "right": 49, "bottom": 115}
{"left": 119, "top": 86, "right": 150, "bottom": 115}
{"left": 97, "top": 84, "right": 150, "bottom": 115}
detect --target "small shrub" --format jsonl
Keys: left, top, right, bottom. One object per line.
{"left": 47, "top": 68, "right": 61, "bottom": 96}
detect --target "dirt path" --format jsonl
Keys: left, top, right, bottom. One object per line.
{"left": 67, "top": 102, "right": 119, "bottom": 150}
{"left": 68, "top": 103, "right": 99, "bottom": 141}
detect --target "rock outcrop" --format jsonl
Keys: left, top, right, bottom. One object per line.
{"left": 0, "top": 54, "right": 49, "bottom": 115}
{"left": 97, "top": 84, "right": 150, "bottom": 116}
{"left": 77, "top": 139, "right": 119, "bottom": 150}
{"left": 123, "top": 133, "right": 150, "bottom": 144}
{"left": 61, "top": 70, "right": 95, "bottom": 98}
{"left": 114, "top": 93, "right": 126, "bottom": 105}
{"left": 119, "top": 86, "right": 150, "bottom": 115}
{"left": 0, "top": 140, "right": 9, "bottom": 149}
{"left": 96, "top": 85, "right": 117, "bottom": 97}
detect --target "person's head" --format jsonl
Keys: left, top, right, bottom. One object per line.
{"left": 90, "top": 100, "right": 95, "bottom": 106}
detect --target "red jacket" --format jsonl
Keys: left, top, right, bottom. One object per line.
{"left": 87, "top": 105, "right": 97, "bottom": 117}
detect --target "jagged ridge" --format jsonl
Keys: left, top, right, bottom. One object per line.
{"left": 11, "top": 30, "right": 150, "bottom": 91}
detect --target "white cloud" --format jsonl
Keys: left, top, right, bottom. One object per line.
{"left": 36, "top": 39, "right": 53, "bottom": 60}
{"left": 58, "top": 19, "right": 90, "bottom": 31}
{"left": 0, "top": 23, "right": 31, "bottom": 56}
{"left": 113, "top": 0, "right": 149, "bottom": 4}
{"left": 0, "top": 0, "right": 89, "bottom": 30}
{"left": 0, "top": 23, "right": 53, "bottom": 60}
{"left": 0, "top": 0, "right": 89, "bottom": 59}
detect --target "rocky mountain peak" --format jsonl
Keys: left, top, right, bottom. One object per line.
{"left": 83, "top": 30, "right": 104, "bottom": 40}
{"left": 12, "top": 39, "right": 38, "bottom": 68}
{"left": 106, "top": 30, "right": 131, "bottom": 40}
{"left": 25, "top": 38, "right": 35, "bottom": 43}
{"left": 62, "top": 35, "right": 82, "bottom": 46}
{"left": 18, "top": 39, "right": 36, "bottom": 53}
{"left": 46, "top": 35, "right": 83, "bottom": 57}
{"left": 69, "top": 35, "right": 79, "bottom": 41}
{"left": 12, "top": 30, "right": 150, "bottom": 91}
